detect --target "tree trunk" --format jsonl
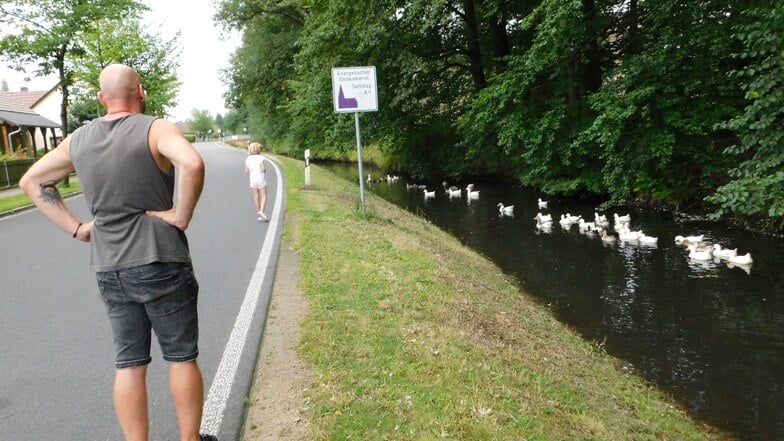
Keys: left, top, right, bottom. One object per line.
{"left": 462, "top": 0, "right": 487, "bottom": 90}
{"left": 581, "top": 0, "right": 602, "bottom": 94}
{"left": 489, "top": 2, "right": 511, "bottom": 72}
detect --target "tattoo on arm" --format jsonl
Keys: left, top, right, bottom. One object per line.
{"left": 39, "top": 180, "right": 63, "bottom": 205}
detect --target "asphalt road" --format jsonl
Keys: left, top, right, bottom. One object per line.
{"left": 0, "top": 142, "right": 284, "bottom": 441}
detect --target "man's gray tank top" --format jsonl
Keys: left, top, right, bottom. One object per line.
{"left": 70, "top": 113, "right": 191, "bottom": 272}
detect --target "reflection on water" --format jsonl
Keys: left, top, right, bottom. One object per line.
{"left": 321, "top": 161, "right": 784, "bottom": 440}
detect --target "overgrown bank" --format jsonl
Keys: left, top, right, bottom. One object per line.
{"left": 276, "top": 155, "right": 730, "bottom": 440}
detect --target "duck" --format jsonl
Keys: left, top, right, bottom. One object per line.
{"left": 674, "top": 234, "right": 704, "bottom": 245}
{"left": 423, "top": 189, "right": 436, "bottom": 198}
{"left": 729, "top": 252, "right": 753, "bottom": 265}
{"left": 534, "top": 212, "right": 553, "bottom": 224}
{"left": 559, "top": 214, "right": 575, "bottom": 227}
{"left": 639, "top": 234, "right": 659, "bottom": 245}
{"left": 594, "top": 212, "right": 609, "bottom": 227}
{"left": 442, "top": 181, "right": 459, "bottom": 191}
{"left": 536, "top": 219, "right": 553, "bottom": 232}
{"left": 687, "top": 243, "right": 713, "bottom": 261}
{"left": 538, "top": 198, "right": 548, "bottom": 209}
{"left": 601, "top": 230, "right": 617, "bottom": 243}
{"left": 564, "top": 213, "right": 582, "bottom": 223}
{"left": 618, "top": 227, "right": 642, "bottom": 242}
{"left": 614, "top": 213, "right": 631, "bottom": 224}
{"left": 366, "top": 174, "right": 373, "bottom": 183}
{"left": 497, "top": 203, "right": 514, "bottom": 215}
{"left": 712, "top": 244, "right": 738, "bottom": 260}
{"left": 578, "top": 219, "right": 596, "bottom": 233}
{"left": 466, "top": 185, "right": 480, "bottom": 198}
{"left": 727, "top": 261, "right": 752, "bottom": 274}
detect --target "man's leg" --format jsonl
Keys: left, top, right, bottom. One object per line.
{"left": 169, "top": 360, "right": 205, "bottom": 441}
{"left": 114, "top": 365, "right": 149, "bottom": 441}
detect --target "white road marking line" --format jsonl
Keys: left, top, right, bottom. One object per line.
{"left": 200, "top": 152, "right": 283, "bottom": 435}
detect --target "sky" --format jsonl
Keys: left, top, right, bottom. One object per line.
{"left": 0, "top": 0, "right": 241, "bottom": 122}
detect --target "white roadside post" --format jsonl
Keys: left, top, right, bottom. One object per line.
{"left": 331, "top": 66, "right": 378, "bottom": 216}
{"left": 304, "top": 148, "right": 311, "bottom": 186}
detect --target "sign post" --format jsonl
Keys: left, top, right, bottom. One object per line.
{"left": 331, "top": 66, "right": 378, "bottom": 215}
{"left": 304, "top": 148, "right": 311, "bottom": 186}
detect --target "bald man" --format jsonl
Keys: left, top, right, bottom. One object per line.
{"left": 20, "top": 64, "right": 216, "bottom": 441}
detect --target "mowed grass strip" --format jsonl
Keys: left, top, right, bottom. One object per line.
{"left": 277, "top": 155, "right": 730, "bottom": 440}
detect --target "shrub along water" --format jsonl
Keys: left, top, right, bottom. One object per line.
{"left": 277, "top": 156, "right": 728, "bottom": 440}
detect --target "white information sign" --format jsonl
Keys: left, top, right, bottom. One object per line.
{"left": 332, "top": 66, "right": 378, "bottom": 113}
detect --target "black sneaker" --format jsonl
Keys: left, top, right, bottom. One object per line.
{"left": 200, "top": 435, "right": 218, "bottom": 441}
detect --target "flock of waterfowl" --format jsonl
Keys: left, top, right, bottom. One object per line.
{"left": 390, "top": 178, "right": 755, "bottom": 274}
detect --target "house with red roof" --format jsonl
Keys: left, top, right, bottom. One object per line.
{"left": 0, "top": 84, "right": 62, "bottom": 158}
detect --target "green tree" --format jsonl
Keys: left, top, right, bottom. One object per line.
{"left": 215, "top": 0, "right": 782, "bottom": 232}
{"left": 705, "top": 3, "right": 784, "bottom": 227}
{"left": 73, "top": 18, "right": 181, "bottom": 118}
{"left": 215, "top": 113, "right": 225, "bottom": 136}
{"left": 189, "top": 109, "right": 216, "bottom": 139}
{"left": 0, "top": 0, "right": 146, "bottom": 134}
{"left": 217, "top": 0, "right": 304, "bottom": 149}
{"left": 67, "top": 88, "right": 104, "bottom": 130}
{"left": 222, "top": 107, "right": 249, "bottom": 135}
{"left": 581, "top": 0, "right": 746, "bottom": 206}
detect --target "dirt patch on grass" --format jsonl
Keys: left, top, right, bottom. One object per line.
{"left": 241, "top": 245, "right": 312, "bottom": 441}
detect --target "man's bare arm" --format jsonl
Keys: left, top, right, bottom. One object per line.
{"left": 146, "top": 119, "right": 205, "bottom": 230}
{"left": 19, "top": 137, "right": 88, "bottom": 240}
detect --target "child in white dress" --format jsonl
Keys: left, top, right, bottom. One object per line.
{"left": 244, "top": 142, "right": 268, "bottom": 221}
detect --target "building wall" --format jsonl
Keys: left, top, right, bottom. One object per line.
{"left": 30, "top": 88, "right": 63, "bottom": 151}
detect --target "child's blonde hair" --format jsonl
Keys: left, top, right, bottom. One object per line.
{"left": 248, "top": 142, "right": 262, "bottom": 155}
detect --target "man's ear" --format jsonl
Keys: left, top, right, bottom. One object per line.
{"left": 97, "top": 91, "right": 106, "bottom": 105}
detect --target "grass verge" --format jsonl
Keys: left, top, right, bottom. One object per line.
{"left": 277, "top": 155, "right": 730, "bottom": 440}
{"left": 0, "top": 180, "right": 82, "bottom": 215}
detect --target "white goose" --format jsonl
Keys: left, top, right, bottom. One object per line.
{"left": 618, "top": 227, "right": 642, "bottom": 242}
{"left": 729, "top": 253, "right": 753, "bottom": 265}
{"left": 559, "top": 214, "right": 575, "bottom": 227}
{"left": 497, "top": 203, "right": 514, "bottom": 215}
{"left": 639, "top": 234, "right": 659, "bottom": 245}
{"left": 534, "top": 212, "right": 553, "bottom": 224}
{"left": 614, "top": 213, "right": 631, "bottom": 224}
{"left": 465, "top": 185, "right": 480, "bottom": 198}
{"left": 594, "top": 212, "right": 609, "bottom": 227}
{"left": 687, "top": 244, "right": 713, "bottom": 261}
{"left": 448, "top": 187, "right": 462, "bottom": 198}
{"left": 578, "top": 219, "right": 596, "bottom": 233}
{"left": 536, "top": 220, "right": 553, "bottom": 232}
{"left": 712, "top": 244, "right": 738, "bottom": 260}
{"left": 538, "top": 198, "right": 548, "bottom": 209}
{"left": 674, "top": 234, "right": 704, "bottom": 245}
{"left": 423, "top": 189, "right": 436, "bottom": 198}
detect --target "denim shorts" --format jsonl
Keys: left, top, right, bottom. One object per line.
{"left": 96, "top": 261, "right": 199, "bottom": 369}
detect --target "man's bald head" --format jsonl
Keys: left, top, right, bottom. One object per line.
{"left": 97, "top": 64, "right": 145, "bottom": 115}
{"left": 99, "top": 64, "right": 141, "bottom": 99}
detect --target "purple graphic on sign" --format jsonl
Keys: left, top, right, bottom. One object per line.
{"left": 338, "top": 86, "right": 358, "bottom": 109}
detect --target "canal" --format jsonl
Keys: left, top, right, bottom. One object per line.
{"left": 319, "top": 161, "right": 784, "bottom": 440}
